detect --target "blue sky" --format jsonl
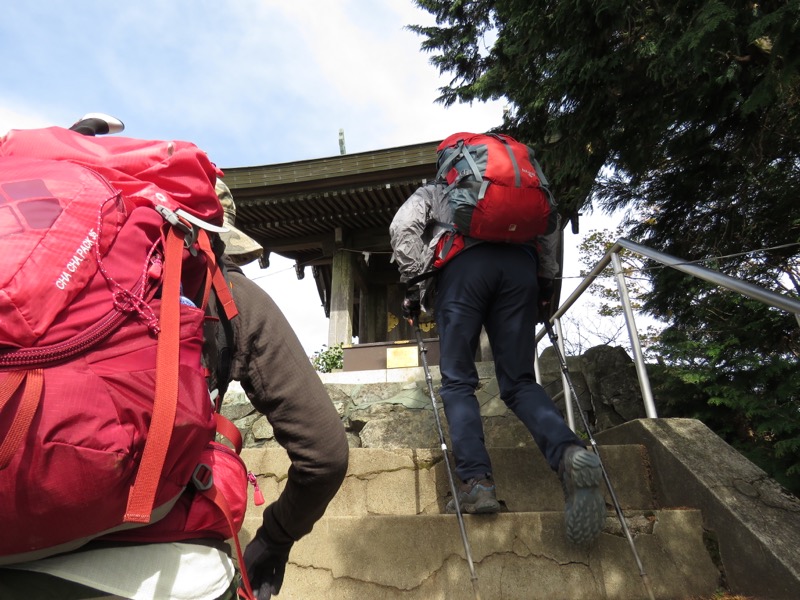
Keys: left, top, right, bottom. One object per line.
{"left": 1, "top": 1, "right": 615, "bottom": 355}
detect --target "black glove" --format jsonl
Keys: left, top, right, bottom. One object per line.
{"left": 536, "top": 277, "right": 554, "bottom": 323}
{"left": 401, "top": 285, "right": 421, "bottom": 323}
{"left": 242, "top": 526, "right": 293, "bottom": 600}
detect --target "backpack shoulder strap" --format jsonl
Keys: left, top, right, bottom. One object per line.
{"left": 203, "top": 246, "right": 239, "bottom": 408}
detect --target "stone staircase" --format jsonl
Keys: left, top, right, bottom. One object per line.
{"left": 238, "top": 443, "right": 720, "bottom": 599}
{"left": 224, "top": 359, "right": 800, "bottom": 599}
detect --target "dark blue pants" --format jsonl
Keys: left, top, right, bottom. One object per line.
{"left": 434, "top": 243, "right": 582, "bottom": 481}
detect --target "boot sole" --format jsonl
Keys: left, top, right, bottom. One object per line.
{"left": 564, "top": 450, "right": 606, "bottom": 544}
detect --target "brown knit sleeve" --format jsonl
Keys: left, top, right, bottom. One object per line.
{"left": 226, "top": 270, "right": 348, "bottom": 545}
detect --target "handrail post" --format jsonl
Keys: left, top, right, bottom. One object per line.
{"left": 554, "top": 318, "right": 576, "bottom": 430}
{"left": 533, "top": 345, "right": 543, "bottom": 385}
{"left": 611, "top": 251, "right": 658, "bottom": 418}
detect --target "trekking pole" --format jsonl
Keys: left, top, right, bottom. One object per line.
{"left": 413, "top": 321, "right": 482, "bottom": 600}
{"left": 543, "top": 320, "right": 656, "bottom": 600}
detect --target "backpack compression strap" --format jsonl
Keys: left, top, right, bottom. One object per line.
{"left": 125, "top": 226, "right": 239, "bottom": 524}
{"left": 0, "top": 369, "right": 44, "bottom": 470}
{"left": 124, "top": 225, "right": 185, "bottom": 523}
{"left": 437, "top": 134, "right": 553, "bottom": 202}
{"left": 436, "top": 139, "right": 482, "bottom": 183}
{"left": 435, "top": 138, "right": 493, "bottom": 204}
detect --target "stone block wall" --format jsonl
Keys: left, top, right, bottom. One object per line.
{"left": 221, "top": 344, "right": 649, "bottom": 449}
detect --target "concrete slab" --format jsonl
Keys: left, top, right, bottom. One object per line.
{"left": 596, "top": 418, "right": 800, "bottom": 599}
{"left": 239, "top": 509, "right": 717, "bottom": 599}
{"left": 241, "top": 445, "right": 656, "bottom": 517}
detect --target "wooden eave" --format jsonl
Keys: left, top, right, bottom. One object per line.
{"left": 221, "top": 140, "right": 440, "bottom": 319}
{"left": 222, "top": 140, "right": 439, "bottom": 265}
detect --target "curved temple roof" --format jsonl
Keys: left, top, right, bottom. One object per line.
{"left": 222, "top": 140, "right": 440, "bottom": 316}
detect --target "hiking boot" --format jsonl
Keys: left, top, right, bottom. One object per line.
{"left": 445, "top": 476, "right": 501, "bottom": 514}
{"left": 559, "top": 445, "right": 606, "bottom": 544}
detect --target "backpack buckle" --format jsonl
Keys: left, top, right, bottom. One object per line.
{"left": 155, "top": 205, "right": 199, "bottom": 254}
{"left": 191, "top": 463, "right": 214, "bottom": 491}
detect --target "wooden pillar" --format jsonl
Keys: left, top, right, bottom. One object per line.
{"left": 328, "top": 249, "right": 355, "bottom": 347}
{"left": 358, "top": 284, "right": 385, "bottom": 344}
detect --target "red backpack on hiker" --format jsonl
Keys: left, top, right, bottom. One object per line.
{"left": 0, "top": 127, "right": 253, "bottom": 582}
{"left": 432, "top": 132, "right": 557, "bottom": 268}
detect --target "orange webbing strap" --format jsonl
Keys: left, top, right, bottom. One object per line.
{"left": 196, "top": 230, "right": 216, "bottom": 310}
{"left": 124, "top": 227, "right": 184, "bottom": 523}
{"left": 213, "top": 266, "right": 238, "bottom": 321}
{"left": 0, "top": 369, "right": 43, "bottom": 470}
{"left": 215, "top": 413, "right": 243, "bottom": 455}
{"left": 197, "top": 231, "right": 238, "bottom": 321}
{"left": 201, "top": 483, "right": 256, "bottom": 600}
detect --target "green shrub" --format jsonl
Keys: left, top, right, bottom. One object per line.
{"left": 311, "top": 343, "right": 344, "bottom": 373}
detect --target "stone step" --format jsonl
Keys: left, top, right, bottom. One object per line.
{"left": 241, "top": 444, "right": 655, "bottom": 517}
{"left": 238, "top": 509, "right": 718, "bottom": 600}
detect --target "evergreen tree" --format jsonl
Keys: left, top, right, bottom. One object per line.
{"left": 410, "top": 0, "right": 800, "bottom": 491}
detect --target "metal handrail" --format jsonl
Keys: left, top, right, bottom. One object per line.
{"left": 537, "top": 237, "right": 800, "bottom": 429}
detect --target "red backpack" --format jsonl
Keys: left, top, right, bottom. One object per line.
{"left": 432, "top": 132, "right": 557, "bottom": 268}
{"left": 0, "top": 127, "right": 255, "bottom": 584}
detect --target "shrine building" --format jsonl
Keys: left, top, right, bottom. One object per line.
{"left": 221, "top": 140, "right": 441, "bottom": 369}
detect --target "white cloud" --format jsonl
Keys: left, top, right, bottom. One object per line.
{"left": 0, "top": 106, "right": 53, "bottom": 135}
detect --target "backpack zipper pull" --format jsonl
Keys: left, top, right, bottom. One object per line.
{"left": 247, "top": 471, "right": 265, "bottom": 506}
{"left": 147, "top": 256, "right": 163, "bottom": 280}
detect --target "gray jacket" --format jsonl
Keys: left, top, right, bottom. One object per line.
{"left": 389, "top": 183, "right": 560, "bottom": 311}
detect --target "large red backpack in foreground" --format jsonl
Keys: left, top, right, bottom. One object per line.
{"left": 0, "top": 127, "right": 250, "bottom": 578}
